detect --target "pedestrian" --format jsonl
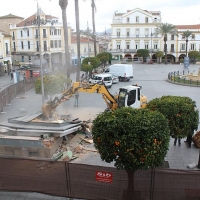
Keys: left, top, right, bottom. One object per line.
{"left": 174, "top": 137, "right": 181, "bottom": 146}
{"left": 186, "top": 134, "right": 193, "bottom": 148}
{"left": 10, "top": 72, "right": 13, "bottom": 80}
{"left": 74, "top": 90, "right": 79, "bottom": 107}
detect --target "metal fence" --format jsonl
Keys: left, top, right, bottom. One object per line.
{"left": 167, "top": 70, "right": 200, "bottom": 86}
{"left": 0, "top": 157, "right": 200, "bottom": 200}
{"left": 0, "top": 78, "right": 36, "bottom": 112}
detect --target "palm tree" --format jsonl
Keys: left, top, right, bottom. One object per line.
{"left": 183, "top": 30, "right": 192, "bottom": 57}
{"left": 59, "top": 0, "right": 71, "bottom": 86}
{"left": 91, "top": 0, "right": 97, "bottom": 56}
{"left": 156, "top": 23, "right": 178, "bottom": 64}
{"left": 74, "top": 0, "right": 81, "bottom": 81}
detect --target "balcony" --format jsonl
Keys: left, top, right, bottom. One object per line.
{"left": 124, "top": 49, "right": 137, "bottom": 53}
{"left": 170, "top": 49, "right": 175, "bottom": 52}
{"left": 35, "top": 35, "right": 39, "bottom": 38}
{"left": 152, "top": 19, "right": 161, "bottom": 23}
{"left": 112, "top": 19, "right": 123, "bottom": 24}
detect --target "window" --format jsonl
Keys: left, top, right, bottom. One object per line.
{"left": 171, "top": 44, "right": 174, "bottom": 52}
{"left": 43, "top": 41, "right": 47, "bottom": 51}
{"left": 28, "top": 41, "right": 30, "bottom": 49}
{"left": 181, "top": 44, "right": 185, "bottom": 50}
{"left": 171, "top": 35, "right": 174, "bottom": 40}
{"left": 21, "top": 30, "right": 23, "bottom": 37}
{"left": 145, "top": 43, "right": 148, "bottom": 49}
{"left": 22, "top": 56, "right": 24, "bottom": 62}
{"left": 154, "top": 43, "right": 157, "bottom": 49}
{"left": 36, "top": 41, "right": 39, "bottom": 51}
{"left": 136, "top": 16, "right": 139, "bottom": 23}
{"left": 126, "top": 42, "right": 130, "bottom": 49}
{"left": 27, "top": 30, "right": 29, "bottom": 37}
{"left": 89, "top": 46, "right": 91, "bottom": 52}
{"left": 190, "top": 44, "right": 195, "bottom": 50}
{"left": 13, "top": 42, "right": 16, "bottom": 51}
{"left": 43, "top": 29, "right": 47, "bottom": 38}
{"left": 135, "top": 43, "right": 139, "bottom": 49}
{"left": 84, "top": 47, "right": 87, "bottom": 53}
{"left": 126, "top": 30, "right": 130, "bottom": 37}
{"left": 192, "top": 34, "right": 195, "bottom": 39}
{"left": 117, "top": 29, "right": 120, "bottom": 38}
{"left": 145, "top": 17, "right": 148, "bottom": 23}
{"left": 117, "top": 42, "right": 121, "bottom": 49}
{"left": 12, "top": 31, "right": 15, "bottom": 39}
{"left": 126, "top": 18, "right": 130, "bottom": 23}
{"left": 21, "top": 41, "right": 24, "bottom": 49}
{"left": 28, "top": 56, "right": 31, "bottom": 61}
{"left": 136, "top": 29, "right": 139, "bottom": 37}
{"left": 58, "top": 40, "right": 61, "bottom": 48}
{"left": 54, "top": 29, "right": 57, "bottom": 35}
{"left": 50, "top": 40, "right": 53, "bottom": 48}
{"left": 182, "top": 34, "right": 185, "bottom": 39}
{"left": 145, "top": 29, "right": 149, "bottom": 37}
{"left": 54, "top": 40, "right": 57, "bottom": 48}
{"left": 127, "top": 90, "right": 136, "bottom": 106}
{"left": 35, "top": 29, "right": 38, "bottom": 38}
{"left": 5, "top": 43, "right": 8, "bottom": 54}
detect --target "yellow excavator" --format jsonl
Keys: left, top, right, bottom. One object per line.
{"left": 42, "top": 82, "right": 147, "bottom": 119}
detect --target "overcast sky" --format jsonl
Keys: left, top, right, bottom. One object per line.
{"left": 1, "top": 0, "right": 200, "bottom": 32}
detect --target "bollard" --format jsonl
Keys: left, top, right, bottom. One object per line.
{"left": 198, "top": 150, "right": 200, "bottom": 169}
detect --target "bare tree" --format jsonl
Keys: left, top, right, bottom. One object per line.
{"left": 74, "top": 0, "right": 81, "bottom": 81}
{"left": 59, "top": 0, "right": 71, "bottom": 86}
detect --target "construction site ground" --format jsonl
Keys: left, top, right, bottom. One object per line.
{"left": 0, "top": 64, "right": 200, "bottom": 199}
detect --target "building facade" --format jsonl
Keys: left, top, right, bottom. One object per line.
{"left": 108, "top": 8, "right": 200, "bottom": 63}
{"left": 71, "top": 35, "right": 99, "bottom": 65}
{"left": 10, "top": 8, "right": 71, "bottom": 70}
{"left": 0, "top": 14, "right": 23, "bottom": 71}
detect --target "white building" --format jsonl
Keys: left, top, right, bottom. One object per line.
{"left": 108, "top": 7, "right": 200, "bottom": 63}
{"left": 10, "top": 8, "right": 71, "bottom": 70}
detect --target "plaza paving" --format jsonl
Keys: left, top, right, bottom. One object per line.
{"left": 0, "top": 63, "right": 200, "bottom": 199}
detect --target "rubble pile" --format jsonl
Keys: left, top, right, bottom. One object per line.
{"left": 50, "top": 121, "right": 98, "bottom": 162}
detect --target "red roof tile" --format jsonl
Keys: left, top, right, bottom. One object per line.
{"left": 175, "top": 24, "right": 200, "bottom": 29}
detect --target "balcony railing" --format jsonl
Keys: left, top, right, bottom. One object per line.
{"left": 43, "top": 34, "right": 47, "bottom": 38}
{"left": 35, "top": 35, "right": 39, "bottom": 38}
{"left": 170, "top": 49, "right": 175, "bottom": 52}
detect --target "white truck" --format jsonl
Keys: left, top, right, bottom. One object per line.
{"left": 105, "top": 64, "right": 133, "bottom": 81}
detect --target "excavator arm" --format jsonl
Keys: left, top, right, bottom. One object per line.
{"left": 42, "top": 82, "right": 118, "bottom": 118}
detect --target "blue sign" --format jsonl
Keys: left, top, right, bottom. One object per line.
{"left": 184, "top": 57, "right": 190, "bottom": 69}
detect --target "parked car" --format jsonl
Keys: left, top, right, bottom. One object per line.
{"left": 89, "top": 73, "right": 113, "bottom": 88}
{"left": 112, "top": 75, "right": 119, "bottom": 83}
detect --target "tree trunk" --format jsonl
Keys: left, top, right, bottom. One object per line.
{"left": 186, "top": 38, "right": 188, "bottom": 57}
{"left": 122, "top": 171, "right": 141, "bottom": 200}
{"left": 164, "top": 36, "right": 167, "bottom": 64}
{"left": 75, "top": 0, "right": 81, "bottom": 81}
{"left": 59, "top": 0, "right": 71, "bottom": 87}
{"left": 91, "top": 0, "right": 97, "bottom": 56}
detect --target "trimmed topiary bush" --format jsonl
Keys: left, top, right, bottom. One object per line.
{"left": 146, "top": 96, "right": 199, "bottom": 139}
{"left": 92, "top": 107, "right": 170, "bottom": 170}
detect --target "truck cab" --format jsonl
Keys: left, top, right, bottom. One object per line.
{"left": 118, "top": 85, "right": 147, "bottom": 109}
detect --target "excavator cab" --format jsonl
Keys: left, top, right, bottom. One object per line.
{"left": 118, "top": 85, "right": 141, "bottom": 109}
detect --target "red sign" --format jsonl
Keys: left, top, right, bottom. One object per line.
{"left": 96, "top": 171, "right": 112, "bottom": 183}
